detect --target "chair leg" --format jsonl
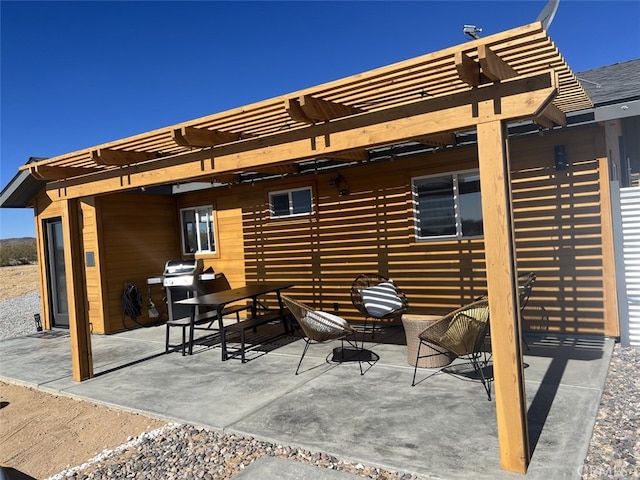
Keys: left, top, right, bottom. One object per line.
{"left": 521, "top": 313, "right": 530, "bottom": 351}
{"left": 345, "top": 333, "right": 367, "bottom": 375}
{"left": 411, "top": 340, "right": 423, "bottom": 386}
{"left": 470, "top": 351, "right": 492, "bottom": 401}
{"left": 295, "top": 338, "right": 312, "bottom": 375}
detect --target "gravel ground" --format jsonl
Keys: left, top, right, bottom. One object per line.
{"left": 0, "top": 291, "right": 41, "bottom": 339}
{"left": 2, "top": 292, "right": 639, "bottom": 479}
{"left": 581, "top": 345, "right": 640, "bottom": 479}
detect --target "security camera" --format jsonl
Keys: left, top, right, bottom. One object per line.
{"left": 463, "top": 25, "right": 482, "bottom": 40}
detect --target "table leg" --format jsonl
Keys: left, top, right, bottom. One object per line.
{"left": 187, "top": 307, "right": 197, "bottom": 355}
{"left": 218, "top": 306, "right": 228, "bottom": 361}
{"left": 276, "top": 290, "right": 289, "bottom": 334}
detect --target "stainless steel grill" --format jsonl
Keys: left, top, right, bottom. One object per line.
{"left": 161, "top": 259, "right": 205, "bottom": 322}
{"left": 162, "top": 259, "right": 203, "bottom": 288}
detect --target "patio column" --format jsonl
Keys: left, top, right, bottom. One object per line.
{"left": 62, "top": 198, "right": 93, "bottom": 381}
{"left": 477, "top": 120, "right": 530, "bottom": 473}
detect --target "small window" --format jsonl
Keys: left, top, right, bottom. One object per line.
{"left": 412, "top": 170, "right": 483, "bottom": 240}
{"left": 180, "top": 206, "right": 216, "bottom": 254}
{"left": 269, "top": 187, "right": 313, "bottom": 218}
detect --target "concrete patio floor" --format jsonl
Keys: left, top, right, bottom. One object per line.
{"left": 0, "top": 322, "right": 613, "bottom": 480}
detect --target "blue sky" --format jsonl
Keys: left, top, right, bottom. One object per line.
{"left": 1, "top": 0, "right": 639, "bottom": 239}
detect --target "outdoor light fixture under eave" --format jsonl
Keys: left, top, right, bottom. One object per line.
{"left": 329, "top": 174, "right": 350, "bottom": 196}
{"left": 554, "top": 145, "right": 568, "bottom": 171}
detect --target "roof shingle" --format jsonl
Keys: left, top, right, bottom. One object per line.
{"left": 577, "top": 59, "right": 640, "bottom": 106}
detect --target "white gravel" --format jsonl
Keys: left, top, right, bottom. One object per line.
{"left": 0, "top": 290, "right": 40, "bottom": 340}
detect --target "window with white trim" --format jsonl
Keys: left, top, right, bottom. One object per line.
{"left": 180, "top": 206, "right": 216, "bottom": 254}
{"left": 269, "top": 187, "right": 313, "bottom": 218}
{"left": 412, "top": 170, "right": 483, "bottom": 240}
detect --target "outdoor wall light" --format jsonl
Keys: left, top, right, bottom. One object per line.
{"left": 329, "top": 174, "right": 350, "bottom": 196}
{"left": 554, "top": 145, "right": 568, "bottom": 171}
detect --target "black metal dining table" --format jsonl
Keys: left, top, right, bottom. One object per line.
{"left": 176, "top": 282, "right": 294, "bottom": 360}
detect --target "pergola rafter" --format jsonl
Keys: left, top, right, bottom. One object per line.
{"left": 285, "top": 94, "right": 362, "bottom": 124}
{"left": 172, "top": 126, "right": 244, "bottom": 148}
{"left": 30, "top": 165, "right": 99, "bottom": 181}
{"left": 91, "top": 148, "right": 158, "bottom": 166}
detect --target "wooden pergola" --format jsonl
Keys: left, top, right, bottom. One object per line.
{"left": 23, "top": 22, "right": 591, "bottom": 474}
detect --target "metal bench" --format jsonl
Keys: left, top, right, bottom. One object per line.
{"left": 165, "top": 304, "right": 248, "bottom": 355}
{"left": 222, "top": 310, "right": 290, "bottom": 362}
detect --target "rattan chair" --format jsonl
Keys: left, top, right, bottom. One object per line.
{"left": 411, "top": 298, "right": 492, "bottom": 400}
{"left": 350, "top": 274, "right": 409, "bottom": 338}
{"left": 518, "top": 272, "right": 536, "bottom": 350}
{"left": 282, "top": 295, "right": 366, "bottom": 375}
{"left": 476, "top": 272, "right": 537, "bottom": 350}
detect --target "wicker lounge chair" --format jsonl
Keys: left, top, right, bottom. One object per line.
{"left": 411, "top": 298, "right": 492, "bottom": 400}
{"left": 350, "top": 274, "right": 409, "bottom": 338}
{"left": 282, "top": 295, "right": 367, "bottom": 375}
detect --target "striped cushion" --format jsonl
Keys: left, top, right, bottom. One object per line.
{"left": 361, "top": 280, "right": 404, "bottom": 317}
{"left": 305, "top": 310, "right": 351, "bottom": 329}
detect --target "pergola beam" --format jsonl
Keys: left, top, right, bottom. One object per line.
{"left": 322, "top": 149, "right": 369, "bottom": 162}
{"left": 456, "top": 45, "right": 519, "bottom": 87}
{"left": 532, "top": 115, "right": 554, "bottom": 129}
{"left": 212, "top": 173, "right": 241, "bottom": 184}
{"left": 538, "top": 103, "right": 567, "bottom": 127}
{"left": 252, "top": 163, "right": 300, "bottom": 175}
{"left": 92, "top": 148, "right": 157, "bottom": 166}
{"left": 478, "top": 45, "right": 519, "bottom": 82}
{"left": 416, "top": 133, "right": 457, "bottom": 148}
{"left": 30, "top": 165, "right": 99, "bottom": 180}
{"left": 456, "top": 51, "right": 481, "bottom": 86}
{"left": 173, "top": 126, "right": 241, "bottom": 147}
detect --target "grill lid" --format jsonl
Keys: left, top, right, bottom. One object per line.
{"left": 163, "top": 259, "right": 203, "bottom": 277}
{"left": 162, "top": 259, "right": 204, "bottom": 287}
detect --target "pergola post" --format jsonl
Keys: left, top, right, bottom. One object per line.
{"left": 477, "top": 120, "right": 530, "bottom": 473}
{"left": 62, "top": 198, "right": 93, "bottom": 381}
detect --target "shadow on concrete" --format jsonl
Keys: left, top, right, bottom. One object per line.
{"left": 93, "top": 351, "right": 167, "bottom": 378}
{"left": 526, "top": 335, "right": 606, "bottom": 455}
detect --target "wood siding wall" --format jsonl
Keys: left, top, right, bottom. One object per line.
{"left": 79, "top": 198, "right": 103, "bottom": 334}
{"left": 97, "top": 193, "right": 180, "bottom": 333}
{"left": 179, "top": 125, "right": 616, "bottom": 334}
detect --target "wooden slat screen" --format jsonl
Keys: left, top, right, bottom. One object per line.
{"left": 237, "top": 126, "right": 611, "bottom": 333}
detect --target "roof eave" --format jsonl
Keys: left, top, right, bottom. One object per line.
{"left": 0, "top": 158, "right": 47, "bottom": 208}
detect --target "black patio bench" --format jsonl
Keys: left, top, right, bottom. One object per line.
{"left": 165, "top": 304, "right": 249, "bottom": 356}
{"left": 222, "top": 309, "right": 291, "bottom": 363}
